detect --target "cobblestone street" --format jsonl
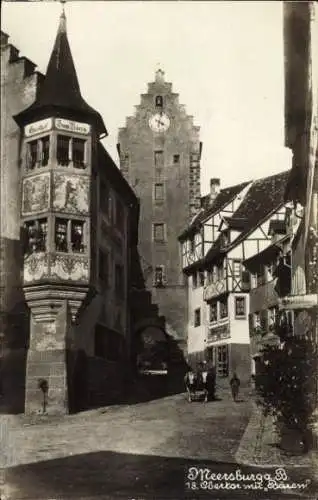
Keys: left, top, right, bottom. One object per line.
{"left": 2, "top": 388, "right": 317, "bottom": 499}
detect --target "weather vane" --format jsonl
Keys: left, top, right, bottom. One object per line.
{"left": 60, "top": 0, "right": 66, "bottom": 13}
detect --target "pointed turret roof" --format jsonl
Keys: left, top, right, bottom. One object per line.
{"left": 14, "top": 11, "right": 107, "bottom": 136}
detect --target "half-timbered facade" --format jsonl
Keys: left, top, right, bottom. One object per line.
{"left": 179, "top": 179, "right": 252, "bottom": 373}
{"left": 243, "top": 205, "right": 302, "bottom": 378}
{"left": 180, "top": 171, "right": 291, "bottom": 383}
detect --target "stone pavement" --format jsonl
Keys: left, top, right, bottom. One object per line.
{"left": 235, "top": 401, "right": 318, "bottom": 468}
{"left": 1, "top": 388, "right": 317, "bottom": 499}
{"left": 235, "top": 401, "right": 318, "bottom": 497}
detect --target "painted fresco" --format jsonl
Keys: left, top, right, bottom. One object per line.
{"left": 50, "top": 254, "right": 89, "bottom": 281}
{"left": 22, "top": 173, "right": 50, "bottom": 215}
{"left": 53, "top": 173, "right": 89, "bottom": 214}
{"left": 23, "top": 253, "right": 49, "bottom": 283}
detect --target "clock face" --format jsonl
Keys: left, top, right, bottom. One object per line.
{"left": 149, "top": 113, "right": 170, "bottom": 133}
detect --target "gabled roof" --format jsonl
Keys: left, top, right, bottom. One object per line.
{"left": 178, "top": 180, "right": 250, "bottom": 241}
{"left": 205, "top": 170, "right": 291, "bottom": 264}
{"left": 14, "top": 12, "right": 106, "bottom": 136}
{"left": 243, "top": 234, "right": 290, "bottom": 270}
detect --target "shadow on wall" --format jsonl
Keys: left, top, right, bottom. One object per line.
{"left": 67, "top": 350, "right": 132, "bottom": 413}
{"left": 0, "top": 301, "right": 30, "bottom": 414}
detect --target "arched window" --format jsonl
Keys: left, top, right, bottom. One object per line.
{"left": 155, "top": 95, "right": 163, "bottom": 107}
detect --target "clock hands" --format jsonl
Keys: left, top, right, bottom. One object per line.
{"left": 155, "top": 118, "right": 165, "bottom": 127}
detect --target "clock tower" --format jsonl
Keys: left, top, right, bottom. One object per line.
{"left": 118, "top": 69, "right": 202, "bottom": 351}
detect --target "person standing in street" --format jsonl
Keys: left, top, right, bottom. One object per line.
{"left": 230, "top": 372, "right": 240, "bottom": 402}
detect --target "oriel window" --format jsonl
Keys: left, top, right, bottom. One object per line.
{"left": 27, "top": 140, "right": 38, "bottom": 169}
{"left": 55, "top": 219, "right": 68, "bottom": 252}
{"left": 25, "top": 219, "right": 47, "bottom": 253}
{"left": 72, "top": 138, "right": 85, "bottom": 168}
{"left": 40, "top": 136, "right": 50, "bottom": 167}
{"left": 57, "top": 135, "right": 70, "bottom": 166}
{"left": 71, "top": 220, "right": 84, "bottom": 253}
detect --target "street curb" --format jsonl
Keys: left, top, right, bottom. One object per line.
{"left": 235, "top": 403, "right": 317, "bottom": 469}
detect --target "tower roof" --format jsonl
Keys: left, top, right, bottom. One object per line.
{"left": 14, "top": 10, "right": 107, "bottom": 136}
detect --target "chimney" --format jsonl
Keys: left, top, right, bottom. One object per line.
{"left": 210, "top": 178, "right": 220, "bottom": 203}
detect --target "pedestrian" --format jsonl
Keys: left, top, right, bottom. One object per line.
{"left": 230, "top": 372, "right": 240, "bottom": 402}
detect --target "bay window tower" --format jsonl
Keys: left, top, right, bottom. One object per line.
{"left": 14, "top": 10, "right": 106, "bottom": 414}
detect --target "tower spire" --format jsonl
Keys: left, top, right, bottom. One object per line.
{"left": 59, "top": 0, "right": 67, "bottom": 33}
{"left": 14, "top": 6, "right": 107, "bottom": 136}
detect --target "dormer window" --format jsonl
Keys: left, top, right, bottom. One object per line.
{"left": 155, "top": 95, "right": 163, "bottom": 107}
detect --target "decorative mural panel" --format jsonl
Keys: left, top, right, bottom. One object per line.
{"left": 35, "top": 322, "right": 65, "bottom": 351}
{"left": 53, "top": 173, "right": 89, "bottom": 214}
{"left": 207, "top": 322, "right": 230, "bottom": 343}
{"left": 23, "top": 253, "right": 49, "bottom": 283}
{"left": 22, "top": 173, "right": 50, "bottom": 215}
{"left": 50, "top": 254, "right": 89, "bottom": 282}
{"left": 204, "top": 279, "right": 227, "bottom": 301}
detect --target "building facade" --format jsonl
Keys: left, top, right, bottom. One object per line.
{"left": 0, "top": 13, "right": 139, "bottom": 414}
{"left": 281, "top": 1, "right": 318, "bottom": 337}
{"left": 180, "top": 171, "right": 290, "bottom": 383}
{"left": 117, "top": 70, "right": 202, "bottom": 352}
{"left": 243, "top": 208, "right": 301, "bottom": 377}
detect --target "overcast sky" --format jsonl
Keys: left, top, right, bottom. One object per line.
{"left": 2, "top": 1, "right": 291, "bottom": 193}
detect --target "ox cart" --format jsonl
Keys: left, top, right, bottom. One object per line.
{"left": 184, "top": 367, "right": 216, "bottom": 402}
